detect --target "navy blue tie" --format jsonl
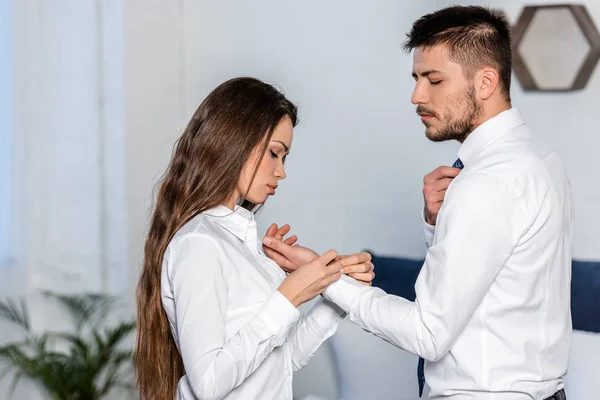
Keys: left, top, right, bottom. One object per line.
{"left": 452, "top": 158, "right": 464, "bottom": 169}
{"left": 417, "top": 158, "right": 464, "bottom": 398}
{"left": 417, "top": 357, "right": 426, "bottom": 398}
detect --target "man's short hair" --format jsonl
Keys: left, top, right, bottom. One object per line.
{"left": 404, "top": 6, "right": 512, "bottom": 102}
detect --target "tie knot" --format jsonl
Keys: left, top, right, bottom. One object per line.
{"left": 452, "top": 158, "right": 464, "bottom": 169}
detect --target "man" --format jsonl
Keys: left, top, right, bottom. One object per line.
{"left": 263, "top": 5, "right": 573, "bottom": 400}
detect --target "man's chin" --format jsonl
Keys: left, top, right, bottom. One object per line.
{"left": 424, "top": 128, "right": 440, "bottom": 141}
{"left": 425, "top": 129, "right": 451, "bottom": 143}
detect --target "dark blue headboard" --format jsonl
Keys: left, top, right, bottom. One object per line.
{"left": 369, "top": 252, "right": 600, "bottom": 333}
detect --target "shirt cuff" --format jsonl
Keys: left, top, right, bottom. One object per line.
{"left": 421, "top": 209, "right": 436, "bottom": 246}
{"left": 309, "top": 298, "right": 347, "bottom": 330}
{"left": 257, "top": 290, "right": 301, "bottom": 343}
{"left": 322, "top": 275, "right": 365, "bottom": 313}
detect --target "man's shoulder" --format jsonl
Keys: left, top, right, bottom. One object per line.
{"left": 471, "top": 125, "right": 556, "bottom": 180}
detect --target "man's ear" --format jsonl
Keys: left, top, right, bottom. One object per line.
{"left": 478, "top": 67, "right": 499, "bottom": 100}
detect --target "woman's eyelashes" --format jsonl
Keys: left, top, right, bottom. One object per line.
{"left": 269, "top": 149, "right": 287, "bottom": 164}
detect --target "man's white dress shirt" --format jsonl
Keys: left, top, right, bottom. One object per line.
{"left": 162, "top": 205, "right": 346, "bottom": 400}
{"left": 324, "top": 108, "right": 574, "bottom": 399}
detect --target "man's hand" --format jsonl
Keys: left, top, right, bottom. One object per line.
{"left": 335, "top": 253, "right": 375, "bottom": 286}
{"left": 423, "top": 166, "right": 461, "bottom": 225}
{"left": 263, "top": 232, "right": 374, "bottom": 285}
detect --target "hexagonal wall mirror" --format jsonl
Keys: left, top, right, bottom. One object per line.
{"left": 512, "top": 4, "right": 600, "bottom": 92}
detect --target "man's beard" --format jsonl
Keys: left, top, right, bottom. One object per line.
{"left": 419, "top": 85, "right": 482, "bottom": 143}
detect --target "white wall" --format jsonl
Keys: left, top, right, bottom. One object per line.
{"left": 123, "top": 0, "right": 455, "bottom": 271}
{"left": 124, "top": 0, "right": 600, "bottom": 267}
{"left": 4, "top": 0, "right": 130, "bottom": 299}
{"left": 123, "top": 1, "right": 600, "bottom": 399}
{"left": 4, "top": 0, "right": 596, "bottom": 398}
{"left": 0, "top": 0, "right": 14, "bottom": 271}
{"left": 1, "top": 1, "right": 130, "bottom": 398}
{"left": 180, "top": 0, "right": 455, "bottom": 260}
{"left": 123, "top": 0, "right": 189, "bottom": 296}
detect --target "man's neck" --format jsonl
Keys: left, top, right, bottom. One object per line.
{"left": 480, "top": 101, "right": 511, "bottom": 124}
{"left": 460, "top": 100, "right": 511, "bottom": 143}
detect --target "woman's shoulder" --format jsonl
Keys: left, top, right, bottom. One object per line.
{"left": 168, "top": 213, "right": 221, "bottom": 251}
{"left": 162, "top": 215, "right": 225, "bottom": 281}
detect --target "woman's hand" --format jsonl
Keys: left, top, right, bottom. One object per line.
{"left": 277, "top": 250, "right": 343, "bottom": 307}
{"left": 263, "top": 226, "right": 374, "bottom": 285}
{"left": 263, "top": 224, "right": 318, "bottom": 272}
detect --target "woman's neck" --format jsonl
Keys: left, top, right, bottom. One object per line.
{"left": 222, "top": 192, "right": 239, "bottom": 210}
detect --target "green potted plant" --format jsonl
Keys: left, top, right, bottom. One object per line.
{"left": 0, "top": 291, "right": 136, "bottom": 399}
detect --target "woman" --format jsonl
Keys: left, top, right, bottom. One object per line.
{"left": 135, "top": 77, "right": 374, "bottom": 400}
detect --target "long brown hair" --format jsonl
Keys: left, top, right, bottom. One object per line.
{"left": 135, "top": 77, "right": 298, "bottom": 400}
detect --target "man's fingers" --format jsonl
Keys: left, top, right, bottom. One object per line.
{"left": 435, "top": 166, "right": 461, "bottom": 178}
{"left": 424, "top": 166, "right": 461, "bottom": 184}
{"left": 343, "top": 261, "right": 374, "bottom": 274}
{"left": 423, "top": 179, "right": 452, "bottom": 198}
{"left": 340, "top": 252, "right": 372, "bottom": 268}
{"left": 348, "top": 271, "right": 375, "bottom": 283}
{"left": 425, "top": 195, "right": 445, "bottom": 209}
{"left": 447, "top": 167, "right": 462, "bottom": 177}
{"left": 433, "top": 177, "right": 454, "bottom": 192}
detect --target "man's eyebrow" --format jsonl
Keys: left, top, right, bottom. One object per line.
{"left": 411, "top": 69, "right": 443, "bottom": 78}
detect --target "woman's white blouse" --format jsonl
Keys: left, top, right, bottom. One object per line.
{"left": 161, "top": 205, "right": 346, "bottom": 400}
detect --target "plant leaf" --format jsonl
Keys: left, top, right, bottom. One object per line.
{"left": 0, "top": 298, "right": 30, "bottom": 331}
{"left": 0, "top": 293, "right": 135, "bottom": 400}
{"left": 8, "top": 370, "right": 24, "bottom": 397}
{"left": 44, "top": 292, "right": 115, "bottom": 331}
{"left": 104, "top": 321, "right": 136, "bottom": 350}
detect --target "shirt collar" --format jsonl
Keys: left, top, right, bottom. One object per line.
{"left": 204, "top": 205, "right": 255, "bottom": 241}
{"left": 457, "top": 108, "right": 524, "bottom": 166}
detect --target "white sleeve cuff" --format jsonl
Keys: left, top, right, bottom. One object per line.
{"left": 257, "top": 291, "right": 301, "bottom": 342}
{"left": 309, "top": 298, "right": 347, "bottom": 330}
{"left": 421, "top": 209, "right": 436, "bottom": 247}
{"left": 322, "top": 275, "right": 365, "bottom": 313}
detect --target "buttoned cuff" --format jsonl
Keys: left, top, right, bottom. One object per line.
{"left": 309, "top": 298, "right": 347, "bottom": 330}
{"left": 421, "top": 209, "right": 436, "bottom": 247}
{"left": 258, "top": 291, "right": 301, "bottom": 343}
{"left": 322, "top": 275, "right": 365, "bottom": 313}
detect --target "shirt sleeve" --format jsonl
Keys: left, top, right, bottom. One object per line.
{"left": 422, "top": 209, "right": 436, "bottom": 249}
{"left": 284, "top": 297, "right": 346, "bottom": 371}
{"left": 323, "top": 172, "right": 527, "bottom": 361}
{"left": 167, "top": 234, "right": 301, "bottom": 400}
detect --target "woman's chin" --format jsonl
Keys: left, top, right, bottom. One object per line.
{"left": 242, "top": 195, "right": 268, "bottom": 205}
